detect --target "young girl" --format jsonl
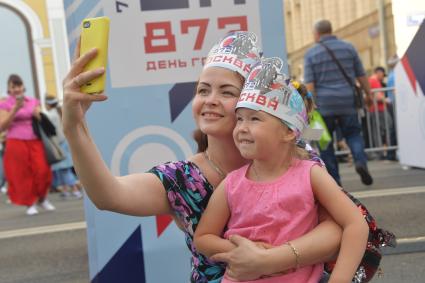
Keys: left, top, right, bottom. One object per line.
{"left": 194, "top": 58, "right": 369, "bottom": 283}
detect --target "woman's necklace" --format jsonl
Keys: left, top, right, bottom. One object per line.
{"left": 204, "top": 150, "right": 226, "bottom": 178}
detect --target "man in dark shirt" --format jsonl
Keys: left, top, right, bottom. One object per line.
{"left": 304, "top": 19, "right": 373, "bottom": 186}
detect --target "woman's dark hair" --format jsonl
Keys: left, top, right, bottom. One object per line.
{"left": 7, "top": 74, "right": 23, "bottom": 86}
{"left": 193, "top": 128, "right": 208, "bottom": 153}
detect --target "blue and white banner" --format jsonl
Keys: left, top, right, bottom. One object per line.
{"left": 64, "top": 0, "right": 288, "bottom": 282}
{"left": 395, "top": 20, "right": 425, "bottom": 169}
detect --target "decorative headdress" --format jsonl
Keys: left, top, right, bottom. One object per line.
{"left": 236, "top": 57, "right": 310, "bottom": 139}
{"left": 204, "top": 31, "right": 262, "bottom": 79}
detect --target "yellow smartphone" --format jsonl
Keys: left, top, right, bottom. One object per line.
{"left": 80, "top": 16, "right": 110, "bottom": 94}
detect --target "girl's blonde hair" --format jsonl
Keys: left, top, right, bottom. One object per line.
{"left": 290, "top": 80, "right": 315, "bottom": 161}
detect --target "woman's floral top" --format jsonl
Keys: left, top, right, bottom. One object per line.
{"left": 149, "top": 161, "right": 225, "bottom": 283}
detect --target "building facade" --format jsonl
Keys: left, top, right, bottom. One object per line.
{"left": 0, "top": 0, "right": 69, "bottom": 102}
{"left": 283, "top": 0, "right": 396, "bottom": 80}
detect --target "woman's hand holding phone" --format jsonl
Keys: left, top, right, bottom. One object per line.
{"left": 62, "top": 16, "right": 110, "bottom": 132}
{"left": 79, "top": 17, "right": 109, "bottom": 94}
{"left": 13, "top": 95, "right": 24, "bottom": 112}
{"left": 62, "top": 38, "right": 107, "bottom": 132}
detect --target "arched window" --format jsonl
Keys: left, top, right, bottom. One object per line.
{"left": 0, "top": 3, "right": 39, "bottom": 98}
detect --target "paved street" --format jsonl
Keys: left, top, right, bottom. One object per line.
{"left": 0, "top": 160, "right": 424, "bottom": 283}
{"left": 0, "top": 192, "right": 88, "bottom": 283}
{"left": 370, "top": 252, "right": 425, "bottom": 283}
{"left": 0, "top": 229, "right": 88, "bottom": 283}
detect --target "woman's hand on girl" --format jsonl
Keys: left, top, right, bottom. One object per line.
{"left": 211, "top": 235, "right": 270, "bottom": 281}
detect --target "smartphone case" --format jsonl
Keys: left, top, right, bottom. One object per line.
{"left": 80, "top": 16, "right": 110, "bottom": 94}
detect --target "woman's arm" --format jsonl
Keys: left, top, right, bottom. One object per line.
{"left": 211, "top": 214, "right": 342, "bottom": 281}
{"left": 61, "top": 40, "right": 172, "bottom": 217}
{"left": 0, "top": 110, "right": 15, "bottom": 132}
{"left": 311, "top": 165, "right": 369, "bottom": 283}
{"left": 0, "top": 97, "right": 23, "bottom": 131}
{"left": 262, "top": 210, "right": 342, "bottom": 274}
{"left": 193, "top": 183, "right": 235, "bottom": 257}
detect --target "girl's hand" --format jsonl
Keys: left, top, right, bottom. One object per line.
{"left": 62, "top": 37, "right": 107, "bottom": 131}
{"left": 211, "top": 235, "right": 268, "bottom": 281}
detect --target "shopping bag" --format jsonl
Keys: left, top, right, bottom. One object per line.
{"left": 37, "top": 122, "right": 65, "bottom": 164}
{"left": 309, "top": 110, "right": 331, "bottom": 150}
{"left": 32, "top": 114, "right": 65, "bottom": 164}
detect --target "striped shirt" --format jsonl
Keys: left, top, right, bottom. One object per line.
{"left": 304, "top": 35, "right": 365, "bottom": 116}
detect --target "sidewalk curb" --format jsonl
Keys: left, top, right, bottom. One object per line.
{"left": 351, "top": 186, "right": 425, "bottom": 199}
{"left": 382, "top": 236, "right": 425, "bottom": 255}
{"left": 0, "top": 221, "right": 86, "bottom": 240}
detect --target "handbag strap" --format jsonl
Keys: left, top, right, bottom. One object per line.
{"left": 319, "top": 42, "right": 355, "bottom": 88}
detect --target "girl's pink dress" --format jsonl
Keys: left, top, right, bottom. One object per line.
{"left": 223, "top": 160, "right": 323, "bottom": 283}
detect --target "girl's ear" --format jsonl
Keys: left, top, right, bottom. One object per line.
{"left": 281, "top": 128, "right": 296, "bottom": 143}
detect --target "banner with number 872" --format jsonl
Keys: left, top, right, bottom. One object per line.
{"left": 103, "top": 0, "right": 261, "bottom": 87}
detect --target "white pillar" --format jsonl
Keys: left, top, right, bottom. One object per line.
{"left": 46, "top": 0, "right": 71, "bottom": 102}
